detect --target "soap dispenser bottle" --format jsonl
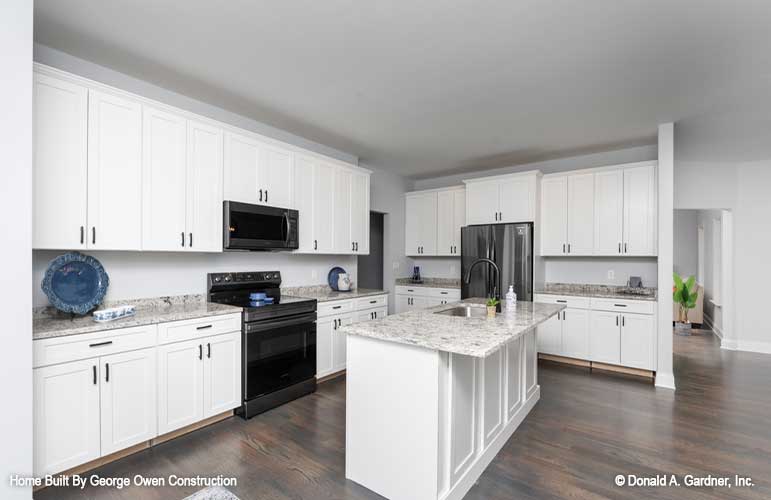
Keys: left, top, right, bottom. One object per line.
{"left": 506, "top": 285, "right": 516, "bottom": 310}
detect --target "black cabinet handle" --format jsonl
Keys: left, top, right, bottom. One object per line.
{"left": 616, "top": 315, "right": 619, "bottom": 326}
{"left": 562, "top": 243, "right": 566, "bottom": 253}
{"left": 196, "top": 324, "right": 213, "bottom": 330}
{"left": 567, "top": 243, "right": 571, "bottom": 253}
{"left": 265, "top": 190, "right": 268, "bottom": 203}
{"left": 199, "top": 344, "right": 203, "bottom": 360}
{"left": 440, "top": 291, "right": 448, "bottom": 295}
{"left": 352, "top": 242, "right": 355, "bottom": 251}
{"left": 314, "top": 239, "right": 318, "bottom": 250}
{"left": 369, "top": 300, "right": 377, "bottom": 304}
{"left": 189, "top": 232, "right": 193, "bottom": 247}
{"left": 622, "top": 316, "right": 625, "bottom": 327}
{"left": 563, "top": 311, "right": 566, "bottom": 320}
{"left": 624, "top": 243, "right": 628, "bottom": 253}
{"left": 370, "top": 312, "right": 374, "bottom": 320}
{"left": 556, "top": 300, "right": 567, "bottom": 303}
{"left": 105, "top": 363, "right": 109, "bottom": 382}
{"left": 93, "top": 365, "right": 97, "bottom": 385}
{"left": 618, "top": 242, "right": 622, "bottom": 254}
{"left": 355, "top": 242, "right": 358, "bottom": 251}
{"left": 259, "top": 189, "right": 263, "bottom": 202}
{"left": 374, "top": 311, "right": 378, "bottom": 319}
{"left": 181, "top": 232, "right": 185, "bottom": 247}
{"left": 92, "top": 227, "right": 96, "bottom": 245}
{"left": 80, "top": 226, "right": 84, "bottom": 244}
{"left": 333, "top": 305, "right": 342, "bottom": 310}
{"left": 613, "top": 304, "right": 627, "bottom": 307}
{"left": 89, "top": 340, "right": 113, "bottom": 347}
{"left": 207, "top": 343, "right": 211, "bottom": 358}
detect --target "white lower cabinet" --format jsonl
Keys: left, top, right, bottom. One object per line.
{"left": 317, "top": 295, "right": 389, "bottom": 379}
{"left": 33, "top": 314, "right": 242, "bottom": 477}
{"left": 34, "top": 359, "right": 101, "bottom": 476}
{"left": 100, "top": 348, "right": 157, "bottom": 455}
{"left": 535, "top": 294, "right": 656, "bottom": 371}
{"left": 449, "top": 354, "right": 476, "bottom": 486}
{"left": 482, "top": 348, "right": 504, "bottom": 449}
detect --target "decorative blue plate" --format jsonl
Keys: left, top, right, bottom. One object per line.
{"left": 327, "top": 266, "right": 347, "bottom": 291}
{"left": 41, "top": 252, "right": 109, "bottom": 314}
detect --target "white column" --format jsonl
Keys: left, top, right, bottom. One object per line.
{"left": 0, "top": 0, "right": 33, "bottom": 497}
{"left": 656, "top": 123, "right": 675, "bottom": 390}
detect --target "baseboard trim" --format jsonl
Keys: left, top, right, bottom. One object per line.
{"left": 734, "top": 340, "right": 771, "bottom": 355}
{"left": 538, "top": 353, "right": 654, "bottom": 380}
{"left": 654, "top": 371, "right": 676, "bottom": 390}
{"left": 317, "top": 369, "right": 346, "bottom": 383}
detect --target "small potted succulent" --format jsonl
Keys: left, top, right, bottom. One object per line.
{"left": 486, "top": 298, "right": 500, "bottom": 318}
{"left": 673, "top": 272, "right": 698, "bottom": 335}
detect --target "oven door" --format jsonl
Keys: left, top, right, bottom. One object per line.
{"left": 224, "top": 201, "right": 298, "bottom": 250}
{"left": 243, "top": 312, "right": 316, "bottom": 400}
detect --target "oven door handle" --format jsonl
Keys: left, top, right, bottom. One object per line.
{"left": 245, "top": 312, "right": 317, "bottom": 334}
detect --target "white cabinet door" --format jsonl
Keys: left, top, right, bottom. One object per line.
{"left": 620, "top": 313, "right": 655, "bottom": 370}
{"left": 186, "top": 120, "right": 224, "bottom": 252}
{"left": 334, "top": 168, "right": 352, "bottom": 253}
{"left": 452, "top": 189, "right": 466, "bottom": 255}
{"left": 316, "top": 317, "right": 335, "bottom": 377}
{"left": 436, "top": 190, "right": 454, "bottom": 256}
{"left": 332, "top": 314, "right": 354, "bottom": 373}
{"left": 623, "top": 165, "right": 657, "bottom": 256}
{"left": 466, "top": 180, "right": 498, "bottom": 225}
{"left": 505, "top": 338, "right": 522, "bottom": 420}
{"left": 566, "top": 173, "right": 594, "bottom": 255}
{"left": 33, "top": 74, "right": 88, "bottom": 250}
{"left": 561, "top": 308, "right": 590, "bottom": 360}
{"left": 405, "top": 195, "right": 421, "bottom": 255}
{"left": 350, "top": 171, "right": 370, "bottom": 254}
{"left": 34, "top": 360, "right": 101, "bottom": 476}
{"left": 536, "top": 312, "right": 562, "bottom": 355}
{"left": 142, "top": 106, "right": 187, "bottom": 251}
{"left": 100, "top": 348, "right": 157, "bottom": 455}
{"left": 260, "top": 143, "right": 294, "bottom": 208}
{"left": 449, "top": 354, "right": 477, "bottom": 487}
{"left": 87, "top": 90, "right": 142, "bottom": 250}
{"left": 540, "top": 176, "right": 568, "bottom": 256}
{"left": 293, "top": 155, "right": 315, "bottom": 252}
{"left": 589, "top": 311, "right": 621, "bottom": 365}
{"left": 313, "top": 162, "right": 336, "bottom": 253}
{"left": 482, "top": 348, "right": 504, "bottom": 449}
{"left": 203, "top": 333, "right": 241, "bottom": 417}
{"left": 395, "top": 294, "right": 411, "bottom": 314}
{"left": 418, "top": 192, "right": 438, "bottom": 255}
{"left": 223, "top": 131, "right": 261, "bottom": 205}
{"left": 157, "top": 338, "right": 204, "bottom": 434}
{"left": 594, "top": 169, "right": 624, "bottom": 255}
{"left": 498, "top": 176, "right": 533, "bottom": 223}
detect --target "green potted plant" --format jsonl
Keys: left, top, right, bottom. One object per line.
{"left": 486, "top": 298, "right": 499, "bottom": 318}
{"left": 673, "top": 273, "right": 698, "bottom": 335}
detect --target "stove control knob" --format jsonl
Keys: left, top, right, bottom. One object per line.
{"left": 224, "top": 275, "right": 232, "bottom": 282}
{"left": 213, "top": 276, "right": 222, "bottom": 283}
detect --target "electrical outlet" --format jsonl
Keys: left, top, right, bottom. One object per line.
{"left": 607, "top": 269, "right": 615, "bottom": 281}
{"left": 450, "top": 264, "right": 457, "bottom": 275}
{"left": 393, "top": 261, "right": 400, "bottom": 271}
{"left": 311, "top": 269, "right": 318, "bottom": 280}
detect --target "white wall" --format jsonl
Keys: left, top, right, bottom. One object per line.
{"left": 673, "top": 210, "right": 698, "bottom": 278}
{"left": 0, "top": 0, "right": 33, "bottom": 497}
{"left": 696, "top": 209, "right": 724, "bottom": 334}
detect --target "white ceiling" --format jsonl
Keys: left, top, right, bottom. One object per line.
{"left": 33, "top": 0, "right": 771, "bottom": 178}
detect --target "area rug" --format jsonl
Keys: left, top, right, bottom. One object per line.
{"left": 183, "top": 486, "right": 240, "bottom": 500}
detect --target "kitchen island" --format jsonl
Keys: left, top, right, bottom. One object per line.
{"left": 341, "top": 299, "right": 565, "bottom": 500}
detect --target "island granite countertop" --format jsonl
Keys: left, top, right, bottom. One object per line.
{"left": 535, "top": 283, "right": 658, "bottom": 301}
{"left": 340, "top": 299, "right": 564, "bottom": 357}
{"left": 282, "top": 285, "right": 388, "bottom": 303}
{"left": 33, "top": 295, "right": 243, "bottom": 341}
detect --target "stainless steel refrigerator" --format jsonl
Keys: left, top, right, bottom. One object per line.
{"left": 461, "top": 223, "right": 533, "bottom": 302}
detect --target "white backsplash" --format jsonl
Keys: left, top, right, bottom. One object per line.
{"left": 543, "top": 257, "right": 658, "bottom": 287}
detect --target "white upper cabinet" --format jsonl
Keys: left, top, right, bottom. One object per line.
{"left": 623, "top": 165, "right": 657, "bottom": 256}
{"left": 566, "top": 173, "right": 594, "bottom": 255}
{"left": 436, "top": 188, "right": 465, "bottom": 256}
{"left": 142, "top": 106, "right": 188, "bottom": 251}
{"left": 293, "top": 154, "right": 316, "bottom": 253}
{"left": 540, "top": 176, "right": 568, "bottom": 256}
{"left": 334, "top": 167, "right": 353, "bottom": 252}
{"left": 465, "top": 172, "right": 538, "bottom": 225}
{"left": 405, "top": 191, "right": 437, "bottom": 256}
{"left": 312, "top": 161, "right": 337, "bottom": 253}
{"left": 260, "top": 143, "right": 294, "bottom": 208}
{"left": 223, "top": 131, "right": 261, "bottom": 205}
{"left": 186, "top": 120, "right": 224, "bottom": 252}
{"left": 350, "top": 170, "right": 370, "bottom": 254}
{"left": 539, "top": 162, "right": 657, "bottom": 257}
{"left": 593, "top": 169, "right": 624, "bottom": 255}
{"left": 33, "top": 74, "right": 88, "bottom": 250}
{"left": 87, "top": 90, "right": 143, "bottom": 250}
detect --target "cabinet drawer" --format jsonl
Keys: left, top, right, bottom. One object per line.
{"left": 394, "top": 285, "right": 423, "bottom": 296}
{"left": 34, "top": 325, "right": 157, "bottom": 368}
{"left": 356, "top": 294, "right": 388, "bottom": 311}
{"left": 534, "top": 294, "right": 591, "bottom": 310}
{"left": 157, "top": 313, "right": 242, "bottom": 345}
{"left": 590, "top": 298, "right": 655, "bottom": 315}
{"left": 425, "top": 288, "right": 461, "bottom": 299}
{"left": 318, "top": 299, "right": 354, "bottom": 318}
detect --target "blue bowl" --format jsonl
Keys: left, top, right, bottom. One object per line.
{"left": 250, "top": 292, "right": 267, "bottom": 300}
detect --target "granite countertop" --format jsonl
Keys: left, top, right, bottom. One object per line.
{"left": 33, "top": 295, "right": 243, "bottom": 341}
{"left": 395, "top": 277, "right": 461, "bottom": 289}
{"left": 535, "top": 283, "right": 658, "bottom": 302}
{"left": 340, "top": 299, "right": 564, "bottom": 358}
{"left": 282, "top": 285, "right": 388, "bottom": 303}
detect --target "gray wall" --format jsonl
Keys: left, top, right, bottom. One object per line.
{"left": 674, "top": 210, "right": 698, "bottom": 278}
{"left": 1, "top": 0, "right": 33, "bottom": 496}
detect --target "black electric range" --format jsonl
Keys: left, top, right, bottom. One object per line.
{"left": 207, "top": 271, "right": 317, "bottom": 419}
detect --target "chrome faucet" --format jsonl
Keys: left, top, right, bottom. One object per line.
{"left": 464, "top": 258, "right": 502, "bottom": 312}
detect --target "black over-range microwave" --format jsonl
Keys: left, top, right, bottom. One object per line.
{"left": 223, "top": 201, "right": 299, "bottom": 250}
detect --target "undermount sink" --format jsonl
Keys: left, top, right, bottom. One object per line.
{"left": 435, "top": 305, "right": 489, "bottom": 318}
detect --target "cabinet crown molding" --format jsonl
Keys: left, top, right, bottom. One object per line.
{"left": 540, "top": 160, "right": 657, "bottom": 179}
{"left": 462, "top": 169, "right": 542, "bottom": 185}
{"left": 405, "top": 185, "right": 465, "bottom": 197}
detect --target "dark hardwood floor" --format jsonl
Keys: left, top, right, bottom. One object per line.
{"left": 36, "top": 328, "right": 771, "bottom": 500}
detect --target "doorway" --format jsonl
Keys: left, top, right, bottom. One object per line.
{"left": 357, "top": 212, "right": 384, "bottom": 290}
